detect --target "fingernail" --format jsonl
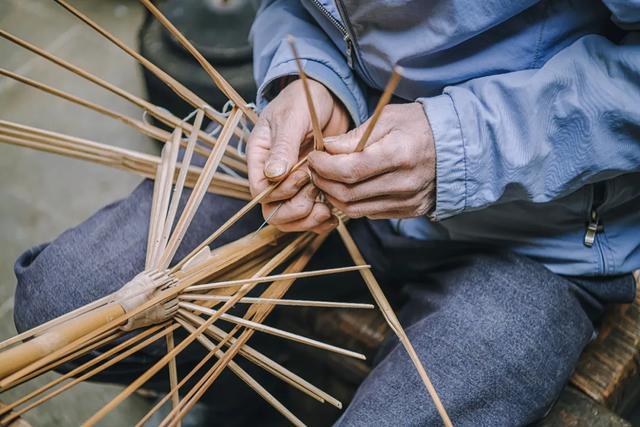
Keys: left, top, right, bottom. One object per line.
{"left": 306, "top": 186, "right": 319, "bottom": 201}
{"left": 294, "top": 171, "right": 310, "bottom": 187}
{"left": 265, "top": 159, "right": 288, "bottom": 179}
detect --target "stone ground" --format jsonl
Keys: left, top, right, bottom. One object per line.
{"left": 0, "top": 0, "right": 157, "bottom": 425}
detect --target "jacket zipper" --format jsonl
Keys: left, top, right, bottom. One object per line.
{"left": 584, "top": 182, "right": 606, "bottom": 248}
{"left": 308, "top": 0, "right": 355, "bottom": 68}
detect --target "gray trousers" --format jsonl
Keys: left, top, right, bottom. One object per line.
{"left": 13, "top": 180, "right": 635, "bottom": 426}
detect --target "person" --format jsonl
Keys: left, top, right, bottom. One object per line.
{"left": 12, "top": 1, "right": 640, "bottom": 426}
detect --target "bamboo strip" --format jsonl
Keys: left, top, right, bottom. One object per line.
{"left": 162, "top": 233, "right": 328, "bottom": 426}
{"left": 354, "top": 67, "right": 402, "bottom": 152}
{"left": 178, "top": 310, "right": 341, "bottom": 408}
{"left": 186, "top": 265, "right": 369, "bottom": 292}
{"left": 138, "top": 0, "right": 258, "bottom": 124}
{"left": 165, "top": 333, "right": 181, "bottom": 427}
{"left": 150, "top": 129, "right": 182, "bottom": 267}
{"left": 179, "top": 294, "right": 373, "bottom": 309}
{"left": 0, "top": 123, "right": 251, "bottom": 199}
{"left": 0, "top": 326, "right": 163, "bottom": 417}
{"left": 179, "top": 303, "right": 365, "bottom": 360}
{"left": 1, "top": 325, "right": 178, "bottom": 425}
{"left": 175, "top": 318, "right": 305, "bottom": 427}
{"left": 335, "top": 221, "right": 452, "bottom": 427}
{"left": 52, "top": 0, "right": 246, "bottom": 133}
{"left": 173, "top": 155, "right": 311, "bottom": 272}
{"left": 82, "top": 233, "right": 310, "bottom": 426}
{"left": 159, "top": 108, "right": 242, "bottom": 268}
{"left": 287, "top": 36, "right": 324, "bottom": 151}
{"left": 0, "top": 28, "right": 247, "bottom": 169}
{"left": 159, "top": 110, "right": 206, "bottom": 261}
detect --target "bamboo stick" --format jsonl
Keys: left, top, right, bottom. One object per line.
{"left": 82, "top": 233, "right": 310, "bottom": 426}
{"left": 163, "top": 233, "right": 328, "bottom": 426}
{"left": 52, "top": 0, "right": 248, "bottom": 132}
{"left": 0, "top": 304, "right": 125, "bottom": 382}
{"left": 0, "top": 326, "right": 163, "bottom": 417}
{"left": 159, "top": 108, "right": 242, "bottom": 268}
{"left": 138, "top": 0, "right": 258, "bottom": 124}
{"left": 175, "top": 318, "right": 305, "bottom": 427}
{"left": 335, "top": 221, "right": 452, "bottom": 427}
{"left": 354, "top": 66, "right": 402, "bottom": 152}
{"left": 180, "top": 295, "right": 373, "bottom": 309}
{"left": 179, "top": 303, "right": 365, "bottom": 360}
{"left": 185, "top": 265, "right": 369, "bottom": 292}
{"left": 287, "top": 36, "right": 324, "bottom": 151}
{"left": 0, "top": 28, "right": 247, "bottom": 169}
{"left": 178, "top": 310, "right": 341, "bottom": 408}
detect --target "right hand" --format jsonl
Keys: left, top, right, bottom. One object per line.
{"left": 247, "top": 78, "right": 350, "bottom": 233}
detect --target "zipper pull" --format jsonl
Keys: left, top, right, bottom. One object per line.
{"left": 344, "top": 34, "right": 354, "bottom": 69}
{"left": 584, "top": 209, "right": 602, "bottom": 247}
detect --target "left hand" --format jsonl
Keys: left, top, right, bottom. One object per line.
{"left": 308, "top": 102, "right": 436, "bottom": 219}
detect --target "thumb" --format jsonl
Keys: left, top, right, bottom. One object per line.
{"left": 264, "top": 118, "right": 305, "bottom": 180}
{"left": 323, "top": 127, "right": 362, "bottom": 155}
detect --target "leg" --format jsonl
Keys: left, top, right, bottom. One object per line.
{"left": 335, "top": 250, "right": 600, "bottom": 427}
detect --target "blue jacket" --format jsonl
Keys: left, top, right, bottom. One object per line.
{"left": 250, "top": 0, "right": 640, "bottom": 277}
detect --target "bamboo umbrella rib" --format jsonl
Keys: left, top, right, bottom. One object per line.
{"left": 185, "top": 265, "right": 369, "bottom": 292}
{"left": 159, "top": 109, "right": 206, "bottom": 261}
{"left": 162, "top": 233, "right": 328, "bottom": 426}
{"left": 52, "top": 0, "right": 250, "bottom": 139}
{"left": 0, "top": 125, "right": 251, "bottom": 199}
{"left": 287, "top": 36, "right": 324, "bottom": 151}
{"left": 180, "top": 294, "right": 374, "bottom": 309}
{"left": 159, "top": 108, "right": 243, "bottom": 268}
{"left": 1, "top": 324, "right": 178, "bottom": 425}
{"left": 175, "top": 318, "right": 305, "bottom": 427}
{"left": 178, "top": 310, "right": 341, "bottom": 408}
{"left": 82, "top": 233, "right": 310, "bottom": 426}
{"left": 0, "top": 325, "right": 163, "bottom": 417}
{"left": 0, "top": 28, "right": 247, "bottom": 167}
{"left": 180, "top": 302, "right": 365, "bottom": 360}
{"left": 335, "top": 221, "right": 452, "bottom": 427}
{"left": 173, "top": 155, "right": 311, "bottom": 272}
{"left": 138, "top": 0, "right": 258, "bottom": 124}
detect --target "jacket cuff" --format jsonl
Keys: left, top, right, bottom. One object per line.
{"left": 256, "top": 58, "right": 364, "bottom": 126}
{"left": 419, "top": 94, "right": 467, "bottom": 221}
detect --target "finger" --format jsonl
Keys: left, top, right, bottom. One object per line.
{"left": 265, "top": 110, "right": 308, "bottom": 181}
{"left": 266, "top": 184, "right": 319, "bottom": 225}
{"left": 247, "top": 117, "right": 273, "bottom": 197}
{"left": 262, "top": 167, "right": 311, "bottom": 203}
{"left": 312, "top": 171, "right": 419, "bottom": 204}
{"left": 275, "top": 203, "right": 333, "bottom": 233}
{"left": 325, "top": 193, "right": 417, "bottom": 219}
{"left": 308, "top": 134, "right": 409, "bottom": 184}
{"left": 366, "top": 210, "right": 414, "bottom": 220}
{"left": 310, "top": 215, "right": 339, "bottom": 234}
{"left": 323, "top": 110, "right": 393, "bottom": 155}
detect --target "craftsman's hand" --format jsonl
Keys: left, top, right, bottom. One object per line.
{"left": 308, "top": 103, "right": 436, "bottom": 219}
{"left": 247, "top": 78, "right": 349, "bottom": 233}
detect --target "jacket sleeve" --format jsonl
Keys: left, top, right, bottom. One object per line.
{"left": 250, "top": 0, "right": 368, "bottom": 125}
{"left": 420, "top": 1, "right": 640, "bottom": 221}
